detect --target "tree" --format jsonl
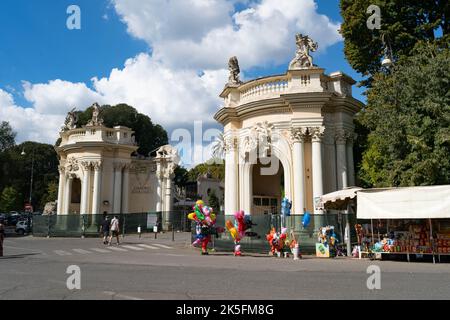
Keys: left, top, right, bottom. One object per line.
{"left": 76, "top": 104, "right": 168, "bottom": 156}
{"left": 40, "top": 180, "right": 59, "bottom": 208}
{"left": 359, "top": 42, "right": 450, "bottom": 187}
{"left": 0, "top": 187, "right": 21, "bottom": 212}
{"left": 187, "top": 161, "right": 225, "bottom": 182}
{"left": 340, "top": 0, "right": 449, "bottom": 85}
{"left": 207, "top": 189, "right": 220, "bottom": 213}
{"left": 0, "top": 121, "right": 16, "bottom": 152}
{"left": 0, "top": 142, "right": 58, "bottom": 211}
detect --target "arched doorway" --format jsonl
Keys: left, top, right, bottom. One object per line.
{"left": 251, "top": 156, "right": 284, "bottom": 216}
{"left": 70, "top": 178, "right": 81, "bottom": 214}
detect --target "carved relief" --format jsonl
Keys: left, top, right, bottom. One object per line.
{"left": 65, "top": 157, "right": 79, "bottom": 172}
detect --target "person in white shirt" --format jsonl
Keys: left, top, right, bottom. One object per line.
{"left": 109, "top": 216, "right": 120, "bottom": 245}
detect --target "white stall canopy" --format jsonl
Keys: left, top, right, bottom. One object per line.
{"left": 357, "top": 185, "right": 450, "bottom": 219}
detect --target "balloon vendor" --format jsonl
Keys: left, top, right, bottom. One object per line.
{"left": 187, "top": 200, "right": 217, "bottom": 255}
{"left": 225, "top": 210, "right": 253, "bottom": 256}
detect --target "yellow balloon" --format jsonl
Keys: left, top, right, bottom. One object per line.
{"left": 187, "top": 212, "right": 196, "bottom": 221}
{"left": 210, "top": 213, "right": 216, "bottom": 221}
{"left": 229, "top": 227, "right": 238, "bottom": 240}
{"left": 196, "top": 200, "right": 204, "bottom": 206}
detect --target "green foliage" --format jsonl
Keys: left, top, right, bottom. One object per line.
{"left": 207, "top": 189, "right": 220, "bottom": 213}
{"left": 76, "top": 104, "right": 168, "bottom": 156}
{"left": 0, "top": 141, "right": 58, "bottom": 211}
{"left": 187, "top": 161, "right": 225, "bottom": 182}
{"left": 340, "top": 0, "right": 449, "bottom": 84}
{"left": 0, "top": 121, "right": 16, "bottom": 152}
{"left": 40, "top": 180, "right": 59, "bottom": 208}
{"left": 359, "top": 42, "right": 450, "bottom": 187}
{"left": 174, "top": 166, "right": 189, "bottom": 188}
{"left": 0, "top": 187, "right": 21, "bottom": 212}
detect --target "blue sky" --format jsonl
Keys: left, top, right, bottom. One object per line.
{"left": 0, "top": 0, "right": 366, "bottom": 166}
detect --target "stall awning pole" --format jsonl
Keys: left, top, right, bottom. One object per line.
{"left": 429, "top": 218, "right": 435, "bottom": 264}
{"left": 371, "top": 219, "right": 374, "bottom": 247}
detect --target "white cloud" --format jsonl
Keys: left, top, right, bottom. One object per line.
{"left": 0, "top": 89, "right": 64, "bottom": 144}
{"left": 92, "top": 53, "right": 227, "bottom": 127}
{"left": 113, "top": 0, "right": 341, "bottom": 69}
{"left": 23, "top": 80, "right": 103, "bottom": 115}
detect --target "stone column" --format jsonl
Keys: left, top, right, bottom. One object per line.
{"left": 346, "top": 133, "right": 356, "bottom": 186}
{"left": 336, "top": 130, "right": 348, "bottom": 190}
{"left": 156, "top": 174, "right": 163, "bottom": 212}
{"left": 291, "top": 128, "right": 307, "bottom": 215}
{"left": 122, "top": 164, "right": 130, "bottom": 214}
{"left": 80, "top": 162, "right": 92, "bottom": 214}
{"left": 112, "top": 163, "right": 123, "bottom": 213}
{"left": 224, "top": 135, "right": 239, "bottom": 216}
{"left": 311, "top": 127, "right": 325, "bottom": 214}
{"left": 63, "top": 175, "right": 73, "bottom": 214}
{"left": 57, "top": 166, "right": 65, "bottom": 215}
{"left": 91, "top": 161, "right": 102, "bottom": 215}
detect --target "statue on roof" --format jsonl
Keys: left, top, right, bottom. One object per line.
{"left": 289, "top": 34, "right": 318, "bottom": 70}
{"left": 227, "top": 56, "right": 243, "bottom": 86}
{"left": 87, "top": 102, "right": 104, "bottom": 126}
{"left": 62, "top": 107, "right": 78, "bottom": 131}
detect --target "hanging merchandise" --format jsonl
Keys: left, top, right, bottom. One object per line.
{"left": 316, "top": 226, "right": 339, "bottom": 258}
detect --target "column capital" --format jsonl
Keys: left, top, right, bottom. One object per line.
{"left": 224, "top": 135, "right": 238, "bottom": 152}
{"left": 92, "top": 161, "right": 102, "bottom": 171}
{"left": 345, "top": 131, "right": 357, "bottom": 144}
{"left": 290, "top": 127, "right": 308, "bottom": 143}
{"left": 80, "top": 161, "right": 92, "bottom": 171}
{"left": 113, "top": 162, "right": 126, "bottom": 171}
{"left": 58, "top": 165, "right": 66, "bottom": 174}
{"left": 310, "top": 126, "right": 325, "bottom": 142}
{"left": 335, "top": 129, "right": 347, "bottom": 144}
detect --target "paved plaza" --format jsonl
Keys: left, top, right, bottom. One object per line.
{"left": 1, "top": 233, "right": 449, "bottom": 300}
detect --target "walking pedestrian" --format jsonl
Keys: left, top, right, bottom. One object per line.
{"left": 0, "top": 218, "right": 5, "bottom": 257}
{"left": 109, "top": 216, "right": 120, "bottom": 245}
{"left": 100, "top": 215, "right": 110, "bottom": 245}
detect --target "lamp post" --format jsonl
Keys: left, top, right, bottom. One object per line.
{"left": 21, "top": 148, "right": 35, "bottom": 211}
{"left": 381, "top": 32, "right": 394, "bottom": 69}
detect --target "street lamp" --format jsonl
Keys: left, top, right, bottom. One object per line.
{"left": 381, "top": 33, "right": 394, "bottom": 69}
{"left": 21, "top": 148, "right": 35, "bottom": 211}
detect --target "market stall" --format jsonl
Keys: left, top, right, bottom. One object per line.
{"left": 356, "top": 185, "right": 450, "bottom": 263}
{"left": 318, "top": 187, "right": 362, "bottom": 257}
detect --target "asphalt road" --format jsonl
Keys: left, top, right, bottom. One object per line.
{"left": 1, "top": 233, "right": 450, "bottom": 300}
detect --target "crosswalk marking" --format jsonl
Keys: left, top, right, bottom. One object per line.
{"left": 54, "top": 250, "right": 72, "bottom": 256}
{"left": 73, "top": 249, "right": 92, "bottom": 254}
{"left": 152, "top": 243, "right": 173, "bottom": 249}
{"left": 107, "top": 246, "right": 128, "bottom": 252}
{"left": 90, "top": 248, "right": 111, "bottom": 253}
{"left": 121, "top": 245, "right": 145, "bottom": 251}
{"left": 137, "top": 244, "right": 159, "bottom": 250}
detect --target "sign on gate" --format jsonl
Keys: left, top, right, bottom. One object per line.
{"left": 146, "top": 213, "right": 158, "bottom": 230}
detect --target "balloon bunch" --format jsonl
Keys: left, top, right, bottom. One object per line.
{"left": 188, "top": 200, "right": 218, "bottom": 255}
{"left": 266, "top": 227, "right": 288, "bottom": 256}
{"left": 281, "top": 198, "right": 292, "bottom": 216}
{"left": 225, "top": 210, "right": 253, "bottom": 256}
